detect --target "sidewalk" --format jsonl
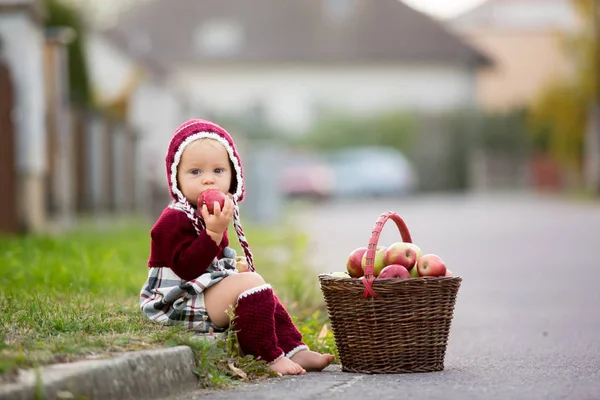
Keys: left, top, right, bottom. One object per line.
{"left": 0, "top": 346, "right": 199, "bottom": 400}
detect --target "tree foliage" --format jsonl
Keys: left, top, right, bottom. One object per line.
{"left": 43, "top": 0, "right": 92, "bottom": 106}
{"left": 297, "top": 110, "right": 416, "bottom": 152}
{"left": 528, "top": 0, "right": 595, "bottom": 167}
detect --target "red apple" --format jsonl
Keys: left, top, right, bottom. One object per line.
{"left": 346, "top": 247, "right": 367, "bottom": 278}
{"left": 416, "top": 254, "right": 447, "bottom": 277}
{"left": 361, "top": 246, "right": 388, "bottom": 277}
{"left": 406, "top": 243, "right": 423, "bottom": 260}
{"left": 385, "top": 242, "right": 418, "bottom": 270}
{"left": 377, "top": 264, "right": 410, "bottom": 279}
{"left": 445, "top": 269, "right": 453, "bottom": 277}
{"left": 198, "top": 189, "right": 227, "bottom": 214}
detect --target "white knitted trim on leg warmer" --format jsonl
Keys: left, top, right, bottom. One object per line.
{"left": 285, "top": 345, "right": 309, "bottom": 359}
{"left": 237, "top": 283, "right": 272, "bottom": 301}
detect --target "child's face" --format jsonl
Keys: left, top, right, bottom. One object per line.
{"left": 177, "top": 139, "right": 233, "bottom": 206}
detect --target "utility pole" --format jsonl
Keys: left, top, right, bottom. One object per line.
{"left": 584, "top": 0, "right": 600, "bottom": 195}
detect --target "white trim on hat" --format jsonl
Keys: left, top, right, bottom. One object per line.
{"left": 170, "top": 132, "right": 243, "bottom": 202}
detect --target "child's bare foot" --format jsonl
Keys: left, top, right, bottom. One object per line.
{"left": 289, "top": 350, "right": 335, "bottom": 372}
{"left": 270, "top": 357, "right": 306, "bottom": 375}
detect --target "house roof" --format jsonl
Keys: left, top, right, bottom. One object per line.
{"left": 100, "top": 28, "right": 169, "bottom": 77}
{"left": 108, "top": 0, "right": 491, "bottom": 67}
{"left": 0, "top": 0, "right": 45, "bottom": 23}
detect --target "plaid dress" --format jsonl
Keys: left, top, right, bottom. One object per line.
{"left": 139, "top": 255, "right": 238, "bottom": 333}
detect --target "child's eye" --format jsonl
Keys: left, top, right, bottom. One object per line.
{"left": 215, "top": 168, "right": 224, "bottom": 174}
{"left": 190, "top": 169, "right": 201, "bottom": 175}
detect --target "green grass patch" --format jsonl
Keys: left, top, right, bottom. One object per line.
{"left": 0, "top": 219, "right": 337, "bottom": 387}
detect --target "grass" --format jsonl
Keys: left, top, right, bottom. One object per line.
{"left": 0, "top": 218, "right": 337, "bottom": 388}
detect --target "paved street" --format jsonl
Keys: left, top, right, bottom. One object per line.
{"left": 173, "top": 192, "right": 600, "bottom": 399}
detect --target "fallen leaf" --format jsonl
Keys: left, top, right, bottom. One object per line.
{"left": 317, "top": 324, "right": 329, "bottom": 344}
{"left": 228, "top": 362, "right": 248, "bottom": 380}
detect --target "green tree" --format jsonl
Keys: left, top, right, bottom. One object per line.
{"left": 528, "top": 0, "right": 595, "bottom": 170}
{"left": 43, "top": 0, "right": 92, "bottom": 106}
{"left": 297, "top": 110, "right": 416, "bottom": 152}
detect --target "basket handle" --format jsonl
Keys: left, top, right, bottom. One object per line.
{"left": 361, "top": 211, "right": 413, "bottom": 299}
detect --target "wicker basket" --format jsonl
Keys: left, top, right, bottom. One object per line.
{"left": 319, "top": 211, "right": 462, "bottom": 374}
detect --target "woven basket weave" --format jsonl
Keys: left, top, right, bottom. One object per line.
{"left": 319, "top": 211, "right": 462, "bottom": 374}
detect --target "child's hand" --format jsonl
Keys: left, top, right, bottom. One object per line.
{"left": 201, "top": 196, "right": 234, "bottom": 243}
{"left": 235, "top": 256, "right": 249, "bottom": 272}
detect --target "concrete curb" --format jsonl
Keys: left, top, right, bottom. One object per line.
{"left": 0, "top": 346, "right": 198, "bottom": 400}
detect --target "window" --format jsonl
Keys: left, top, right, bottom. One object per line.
{"left": 324, "top": 0, "right": 356, "bottom": 22}
{"left": 194, "top": 20, "right": 243, "bottom": 57}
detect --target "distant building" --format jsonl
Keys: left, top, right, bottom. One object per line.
{"left": 447, "top": 0, "right": 578, "bottom": 111}
{"left": 0, "top": 0, "right": 47, "bottom": 233}
{"left": 85, "top": 30, "right": 191, "bottom": 193}
{"left": 107, "top": 0, "right": 490, "bottom": 133}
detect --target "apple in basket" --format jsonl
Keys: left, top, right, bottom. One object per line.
{"left": 416, "top": 254, "right": 447, "bottom": 277}
{"left": 385, "top": 242, "right": 418, "bottom": 270}
{"left": 409, "top": 264, "right": 420, "bottom": 278}
{"left": 377, "top": 264, "right": 410, "bottom": 279}
{"left": 361, "top": 246, "right": 387, "bottom": 277}
{"left": 406, "top": 243, "right": 423, "bottom": 259}
{"left": 198, "top": 189, "right": 227, "bottom": 214}
{"left": 329, "top": 271, "right": 351, "bottom": 278}
{"left": 346, "top": 247, "right": 367, "bottom": 278}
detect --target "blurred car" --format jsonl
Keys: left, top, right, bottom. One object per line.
{"left": 279, "top": 151, "right": 335, "bottom": 200}
{"left": 327, "top": 147, "right": 417, "bottom": 198}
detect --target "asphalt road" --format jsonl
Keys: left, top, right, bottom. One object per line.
{"left": 171, "top": 192, "right": 600, "bottom": 400}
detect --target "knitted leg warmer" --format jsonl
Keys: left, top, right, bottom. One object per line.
{"left": 235, "top": 284, "right": 284, "bottom": 364}
{"left": 274, "top": 295, "right": 309, "bottom": 359}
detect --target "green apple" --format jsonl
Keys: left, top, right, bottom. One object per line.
{"left": 409, "top": 265, "right": 420, "bottom": 278}
{"left": 329, "top": 271, "right": 351, "bottom": 278}
{"left": 361, "top": 246, "right": 388, "bottom": 277}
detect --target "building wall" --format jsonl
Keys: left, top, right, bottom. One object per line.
{"left": 450, "top": 0, "right": 577, "bottom": 32}
{"left": 0, "top": 9, "right": 47, "bottom": 232}
{"left": 129, "top": 79, "right": 189, "bottom": 186}
{"left": 464, "top": 30, "right": 571, "bottom": 111}
{"left": 174, "top": 63, "right": 478, "bottom": 132}
{"left": 0, "top": 11, "right": 46, "bottom": 174}
{"left": 448, "top": 0, "right": 578, "bottom": 112}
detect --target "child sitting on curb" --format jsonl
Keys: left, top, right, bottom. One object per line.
{"left": 139, "top": 119, "right": 334, "bottom": 375}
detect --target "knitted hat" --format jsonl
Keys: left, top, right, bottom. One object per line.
{"left": 165, "top": 119, "right": 254, "bottom": 270}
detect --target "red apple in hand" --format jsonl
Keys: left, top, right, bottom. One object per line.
{"left": 378, "top": 264, "right": 410, "bottom": 279}
{"left": 385, "top": 242, "right": 418, "bottom": 270}
{"left": 198, "top": 189, "right": 227, "bottom": 214}
{"left": 416, "top": 254, "right": 447, "bottom": 277}
{"left": 346, "top": 247, "right": 367, "bottom": 278}
{"left": 361, "top": 246, "right": 387, "bottom": 277}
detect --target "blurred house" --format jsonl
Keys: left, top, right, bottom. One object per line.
{"left": 0, "top": 0, "right": 169, "bottom": 234}
{"left": 447, "top": 0, "right": 578, "bottom": 111}
{"left": 106, "top": 0, "right": 490, "bottom": 133}
{"left": 85, "top": 30, "right": 191, "bottom": 213}
{"left": 0, "top": 0, "right": 47, "bottom": 233}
